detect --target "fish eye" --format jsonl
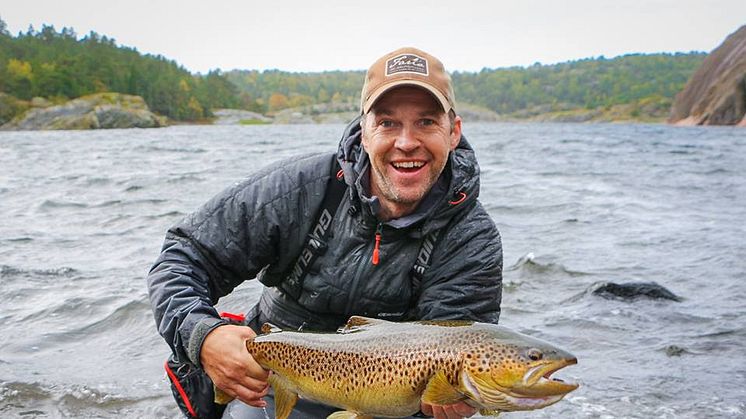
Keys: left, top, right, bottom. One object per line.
{"left": 527, "top": 348, "right": 543, "bottom": 361}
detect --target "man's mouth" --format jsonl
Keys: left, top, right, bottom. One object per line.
{"left": 391, "top": 161, "right": 425, "bottom": 172}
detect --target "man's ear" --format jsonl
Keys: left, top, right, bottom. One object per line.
{"left": 360, "top": 114, "right": 371, "bottom": 151}
{"left": 450, "top": 115, "right": 462, "bottom": 150}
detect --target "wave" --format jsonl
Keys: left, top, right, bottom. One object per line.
{"left": 134, "top": 145, "right": 207, "bottom": 153}
{"left": 144, "top": 210, "right": 185, "bottom": 219}
{"left": 92, "top": 199, "right": 123, "bottom": 208}
{"left": 3, "top": 236, "right": 33, "bottom": 243}
{"left": 505, "top": 252, "right": 591, "bottom": 277}
{"left": 37, "top": 199, "right": 87, "bottom": 210}
{"left": 0, "top": 265, "right": 79, "bottom": 278}
{"left": 81, "top": 176, "right": 112, "bottom": 186}
{"left": 0, "top": 380, "right": 158, "bottom": 415}
{"left": 41, "top": 299, "right": 152, "bottom": 342}
{"left": 166, "top": 174, "right": 205, "bottom": 184}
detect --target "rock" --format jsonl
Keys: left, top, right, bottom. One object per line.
{"left": 0, "top": 93, "right": 29, "bottom": 126}
{"left": 1, "top": 92, "right": 166, "bottom": 130}
{"left": 30, "top": 97, "right": 52, "bottom": 108}
{"left": 456, "top": 103, "right": 502, "bottom": 122}
{"left": 590, "top": 281, "right": 683, "bottom": 302}
{"left": 271, "top": 102, "right": 358, "bottom": 124}
{"left": 663, "top": 345, "right": 688, "bottom": 357}
{"left": 669, "top": 25, "right": 746, "bottom": 126}
{"left": 272, "top": 109, "right": 316, "bottom": 124}
{"left": 212, "top": 108, "right": 272, "bottom": 125}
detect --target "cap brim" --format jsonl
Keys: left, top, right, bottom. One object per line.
{"left": 362, "top": 80, "right": 452, "bottom": 114}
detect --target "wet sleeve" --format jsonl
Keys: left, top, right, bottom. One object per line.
{"left": 146, "top": 174, "right": 288, "bottom": 367}
{"left": 414, "top": 204, "right": 503, "bottom": 323}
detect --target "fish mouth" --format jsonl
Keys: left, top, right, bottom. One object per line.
{"left": 466, "top": 358, "right": 578, "bottom": 412}
{"left": 519, "top": 357, "right": 579, "bottom": 397}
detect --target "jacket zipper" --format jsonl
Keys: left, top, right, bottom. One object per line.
{"left": 344, "top": 221, "right": 383, "bottom": 316}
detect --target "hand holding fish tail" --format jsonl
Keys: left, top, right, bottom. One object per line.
{"left": 421, "top": 401, "right": 477, "bottom": 419}
{"left": 201, "top": 324, "right": 271, "bottom": 408}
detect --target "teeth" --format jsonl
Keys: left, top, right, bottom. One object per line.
{"left": 393, "top": 161, "right": 424, "bottom": 169}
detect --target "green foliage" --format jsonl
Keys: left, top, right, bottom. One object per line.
{"left": 0, "top": 15, "right": 705, "bottom": 121}
{"left": 225, "top": 69, "right": 364, "bottom": 113}
{"left": 451, "top": 54, "right": 706, "bottom": 115}
{"left": 0, "top": 92, "right": 29, "bottom": 125}
{"left": 225, "top": 54, "right": 704, "bottom": 118}
{"left": 0, "top": 21, "right": 240, "bottom": 120}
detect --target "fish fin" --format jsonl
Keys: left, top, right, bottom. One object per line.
{"left": 422, "top": 370, "right": 466, "bottom": 405}
{"left": 337, "top": 316, "right": 388, "bottom": 334}
{"left": 326, "top": 411, "right": 372, "bottom": 419}
{"left": 213, "top": 385, "right": 233, "bottom": 405}
{"left": 260, "top": 322, "right": 283, "bottom": 335}
{"left": 269, "top": 374, "right": 298, "bottom": 419}
{"left": 479, "top": 409, "right": 502, "bottom": 417}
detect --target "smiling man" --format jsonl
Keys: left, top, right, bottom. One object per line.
{"left": 148, "top": 47, "right": 503, "bottom": 419}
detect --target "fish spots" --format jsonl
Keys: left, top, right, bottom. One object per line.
{"left": 245, "top": 320, "right": 577, "bottom": 417}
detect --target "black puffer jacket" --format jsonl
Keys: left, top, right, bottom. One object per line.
{"left": 147, "top": 118, "right": 502, "bottom": 367}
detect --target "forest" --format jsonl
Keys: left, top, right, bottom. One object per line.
{"left": 0, "top": 18, "right": 705, "bottom": 122}
{"left": 0, "top": 20, "right": 239, "bottom": 120}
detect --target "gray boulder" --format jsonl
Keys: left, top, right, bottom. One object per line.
{"left": 1, "top": 93, "right": 166, "bottom": 130}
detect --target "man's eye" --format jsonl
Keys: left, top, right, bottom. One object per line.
{"left": 420, "top": 119, "right": 435, "bottom": 126}
{"left": 379, "top": 120, "right": 394, "bottom": 128}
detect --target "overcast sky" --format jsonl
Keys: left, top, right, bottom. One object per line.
{"left": 2, "top": 1, "right": 744, "bottom": 74}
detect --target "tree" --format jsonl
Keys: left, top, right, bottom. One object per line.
{"left": 0, "top": 15, "right": 9, "bottom": 36}
{"left": 268, "top": 93, "right": 288, "bottom": 112}
{"left": 6, "top": 59, "right": 33, "bottom": 99}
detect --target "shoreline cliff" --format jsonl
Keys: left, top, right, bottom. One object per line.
{"left": 669, "top": 25, "right": 746, "bottom": 126}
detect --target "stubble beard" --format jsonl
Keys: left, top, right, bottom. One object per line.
{"left": 371, "top": 162, "right": 442, "bottom": 209}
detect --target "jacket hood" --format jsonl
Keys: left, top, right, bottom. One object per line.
{"left": 336, "top": 116, "right": 481, "bottom": 234}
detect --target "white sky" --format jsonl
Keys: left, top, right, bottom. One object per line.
{"left": 2, "top": 0, "right": 744, "bottom": 74}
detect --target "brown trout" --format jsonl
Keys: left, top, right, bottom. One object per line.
{"left": 221, "top": 316, "right": 578, "bottom": 418}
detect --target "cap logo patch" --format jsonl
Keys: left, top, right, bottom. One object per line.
{"left": 385, "top": 54, "right": 428, "bottom": 76}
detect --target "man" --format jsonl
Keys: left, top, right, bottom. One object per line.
{"left": 148, "top": 47, "right": 502, "bottom": 419}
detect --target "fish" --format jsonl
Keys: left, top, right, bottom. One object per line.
{"left": 218, "top": 316, "right": 578, "bottom": 418}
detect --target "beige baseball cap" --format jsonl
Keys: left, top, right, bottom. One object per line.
{"left": 360, "top": 47, "right": 455, "bottom": 115}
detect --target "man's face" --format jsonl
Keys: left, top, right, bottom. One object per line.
{"left": 361, "top": 86, "right": 462, "bottom": 220}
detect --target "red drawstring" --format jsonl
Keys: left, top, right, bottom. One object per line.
{"left": 336, "top": 169, "right": 344, "bottom": 180}
{"left": 372, "top": 232, "right": 381, "bottom": 265}
{"left": 372, "top": 224, "right": 383, "bottom": 265}
{"left": 164, "top": 361, "right": 198, "bottom": 418}
{"left": 449, "top": 191, "right": 467, "bottom": 205}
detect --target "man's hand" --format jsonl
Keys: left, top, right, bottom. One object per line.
{"left": 200, "top": 324, "right": 270, "bottom": 408}
{"left": 421, "top": 401, "right": 477, "bottom": 419}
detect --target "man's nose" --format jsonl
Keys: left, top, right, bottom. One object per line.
{"left": 394, "top": 125, "right": 419, "bottom": 152}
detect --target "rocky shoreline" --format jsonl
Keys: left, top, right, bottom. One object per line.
{"left": 0, "top": 93, "right": 165, "bottom": 130}
{"left": 669, "top": 25, "right": 746, "bottom": 126}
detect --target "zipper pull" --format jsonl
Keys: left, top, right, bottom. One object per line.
{"left": 372, "top": 223, "right": 382, "bottom": 265}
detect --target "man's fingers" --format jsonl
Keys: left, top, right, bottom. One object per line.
{"left": 230, "top": 382, "right": 270, "bottom": 408}
{"left": 421, "top": 402, "right": 476, "bottom": 419}
{"left": 216, "top": 370, "right": 269, "bottom": 394}
{"left": 431, "top": 405, "right": 447, "bottom": 419}
{"left": 240, "top": 375, "right": 270, "bottom": 393}
{"left": 452, "top": 403, "right": 477, "bottom": 417}
{"left": 244, "top": 362, "right": 270, "bottom": 381}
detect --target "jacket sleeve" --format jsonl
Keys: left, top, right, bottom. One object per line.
{"left": 414, "top": 202, "right": 503, "bottom": 324}
{"left": 146, "top": 156, "right": 328, "bottom": 366}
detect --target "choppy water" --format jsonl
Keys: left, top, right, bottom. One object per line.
{"left": 1, "top": 123, "right": 744, "bottom": 418}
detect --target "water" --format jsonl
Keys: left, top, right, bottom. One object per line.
{"left": 1, "top": 123, "right": 744, "bottom": 418}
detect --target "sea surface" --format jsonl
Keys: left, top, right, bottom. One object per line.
{"left": 1, "top": 122, "right": 744, "bottom": 418}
